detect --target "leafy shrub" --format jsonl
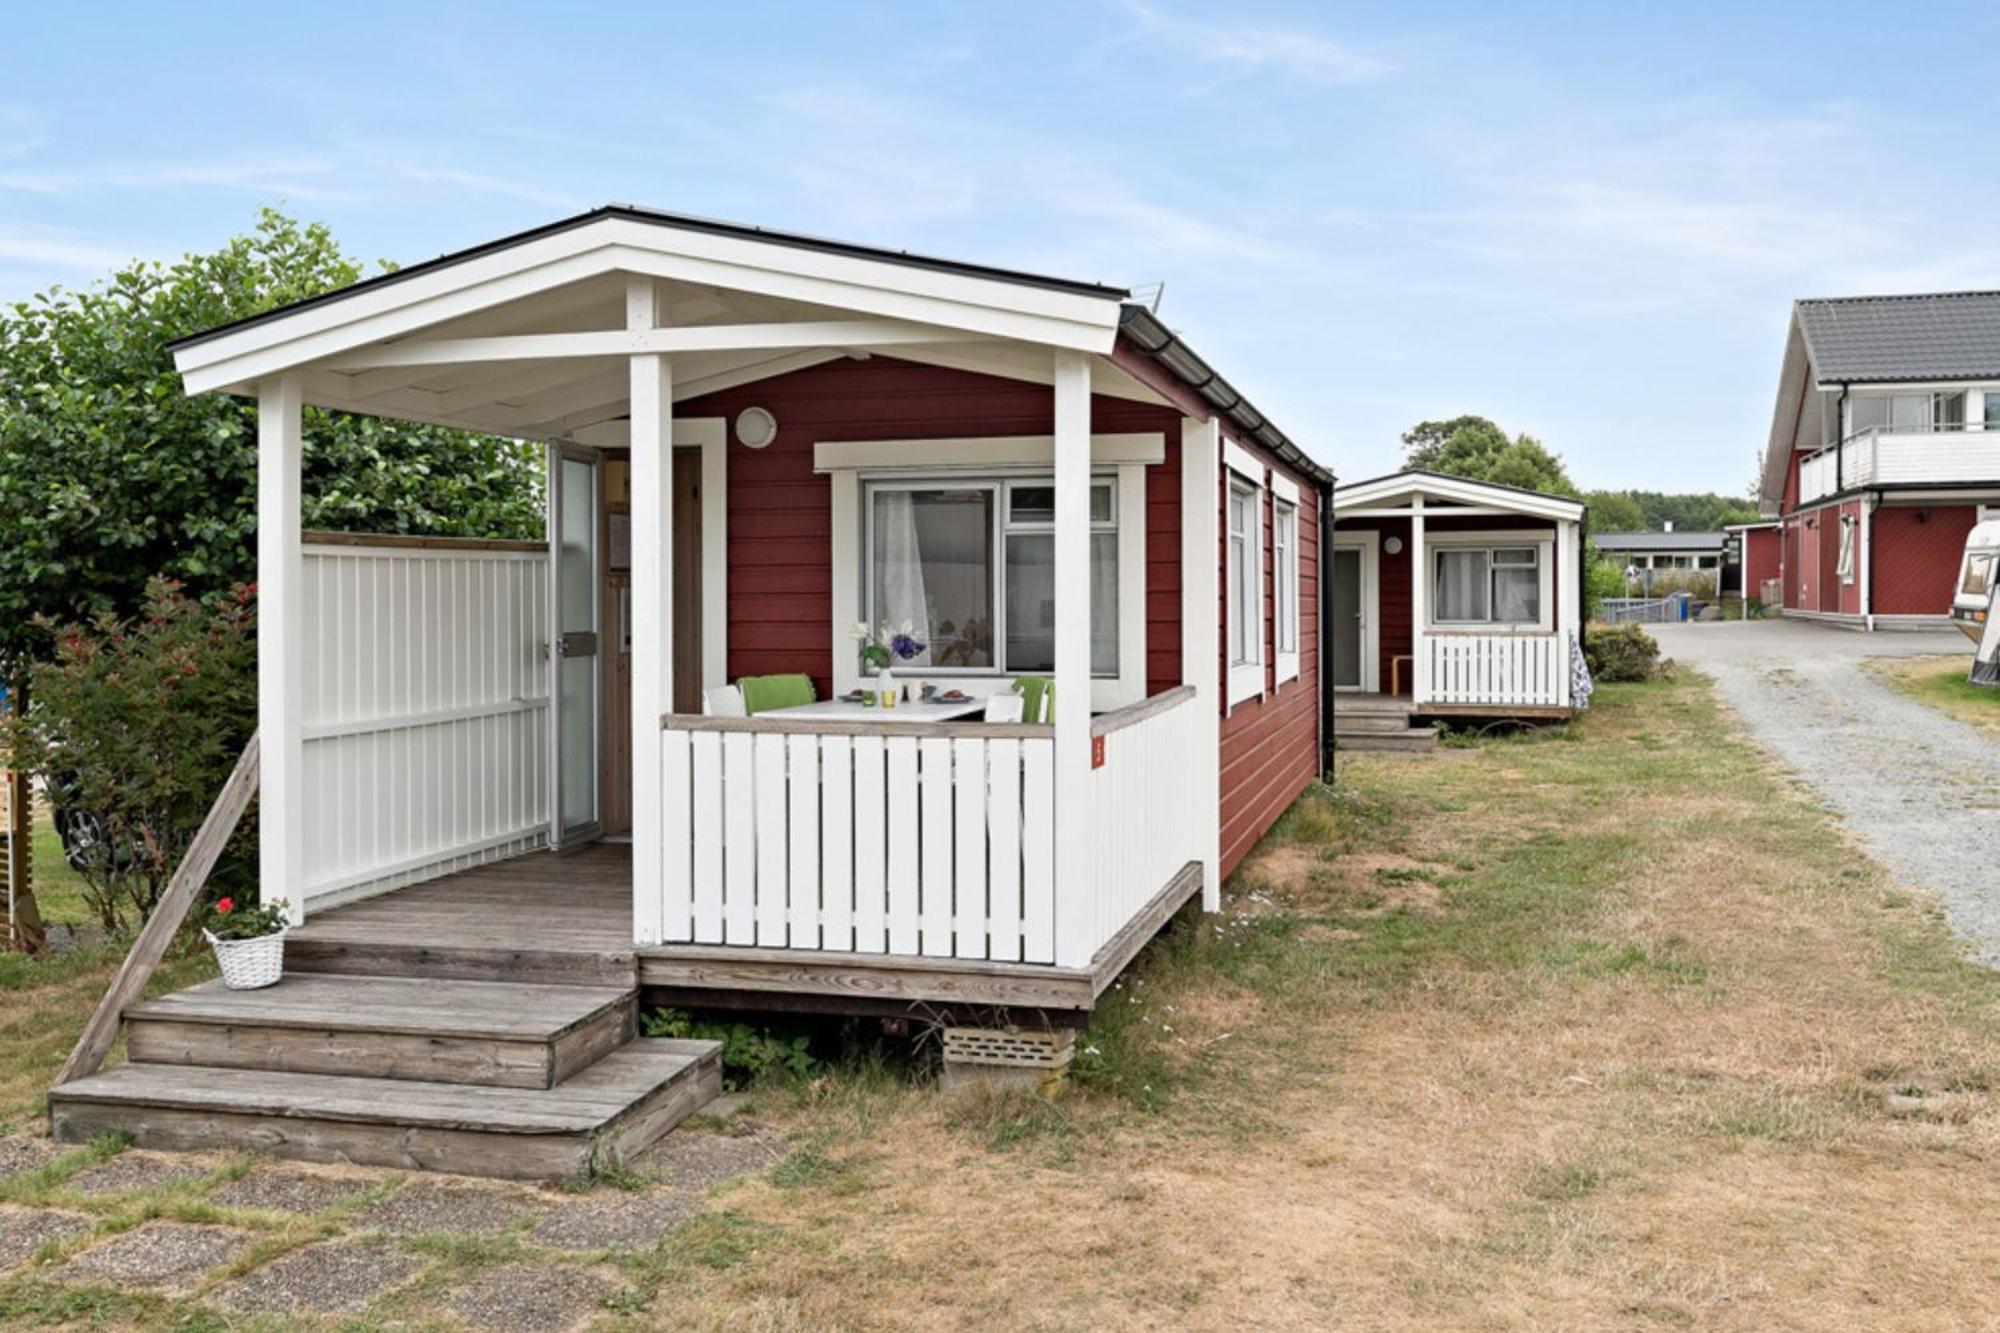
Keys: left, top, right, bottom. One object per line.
{"left": 4, "top": 579, "right": 257, "bottom": 931}
{"left": 1584, "top": 556, "right": 1626, "bottom": 619}
{"left": 642, "top": 1006, "right": 820, "bottom": 1088}
{"left": 1584, "top": 622, "right": 1667, "bottom": 683}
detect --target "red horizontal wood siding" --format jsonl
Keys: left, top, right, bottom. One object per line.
{"left": 1873, "top": 503, "right": 1977, "bottom": 614}
{"left": 677, "top": 355, "right": 1187, "bottom": 700}
{"left": 1219, "top": 440, "right": 1323, "bottom": 880}
{"left": 1740, "top": 527, "right": 1781, "bottom": 597}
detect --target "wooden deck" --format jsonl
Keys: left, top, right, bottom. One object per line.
{"left": 291, "top": 844, "right": 1203, "bottom": 1020}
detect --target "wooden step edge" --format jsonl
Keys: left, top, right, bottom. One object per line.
{"left": 283, "top": 938, "right": 638, "bottom": 989}
{"left": 48, "top": 1040, "right": 718, "bottom": 1137}
{"left": 124, "top": 980, "right": 637, "bottom": 1044}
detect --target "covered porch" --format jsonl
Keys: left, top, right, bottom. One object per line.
{"left": 1330, "top": 470, "right": 1586, "bottom": 715}
{"left": 166, "top": 206, "right": 1293, "bottom": 991}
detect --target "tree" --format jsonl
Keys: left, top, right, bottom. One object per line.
{"left": 1399, "top": 416, "right": 1578, "bottom": 496}
{"left": 0, "top": 209, "right": 543, "bottom": 681}
{"left": 1581, "top": 491, "right": 1647, "bottom": 531}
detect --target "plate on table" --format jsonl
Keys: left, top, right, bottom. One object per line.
{"left": 841, "top": 689, "right": 868, "bottom": 703}
{"left": 936, "top": 690, "right": 971, "bottom": 704}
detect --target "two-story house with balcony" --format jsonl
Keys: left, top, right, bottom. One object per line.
{"left": 1759, "top": 290, "right": 2000, "bottom": 628}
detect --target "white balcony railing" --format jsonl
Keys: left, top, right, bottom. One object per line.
{"left": 1798, "top": 428, "right": 2000, "bottom": 504}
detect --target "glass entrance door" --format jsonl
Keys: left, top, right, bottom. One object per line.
{"left": 550, "top": 445, "right": 602, "bottom": 848}
{"left": 1332, "top": 547, "right": 1363, "bottom": 690}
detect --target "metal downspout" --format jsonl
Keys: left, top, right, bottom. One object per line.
{"left": 1319, "top": 478, "right": 1337, "bottom": 778}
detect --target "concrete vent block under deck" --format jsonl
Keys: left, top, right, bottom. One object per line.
{"left": 48, "top": 1038, "right": 722, "bottom": 1182}
{"left": 125, "top": 976, "right": 637, "bottom": 1090}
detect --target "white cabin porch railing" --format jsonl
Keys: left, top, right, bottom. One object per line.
{"left": 1421, "top": 633, "right": 1569, "bottom": 708}
{"left": 300, "top": 535, "right": 550, "bottom": 910}
{"left": 656, "top": 686, "right": 1208, "bottom": 967}
{"left": 659, "top": 714, "right": 1058, "bottom": 962}
{"left": 1081, "top": 686, "right": 1205, "bottom": 962}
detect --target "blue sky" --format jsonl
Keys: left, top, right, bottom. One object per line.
{"left": 6, "top": 1, "right": 1999, "bottom": 492}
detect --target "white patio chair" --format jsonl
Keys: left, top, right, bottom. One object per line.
{"left": 703, "top": 685, "right": 746, "bottom": 718}
{"left": 982, "top": 693, "right": 1025, "bottom": 723}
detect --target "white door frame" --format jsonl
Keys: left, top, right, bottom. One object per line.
{"left": 1331, "top": 528, "right": 1380, "bottom": 693}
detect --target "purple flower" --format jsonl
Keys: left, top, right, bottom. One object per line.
{"left": 890, "top": 633, "right": 925, "bottom": 660}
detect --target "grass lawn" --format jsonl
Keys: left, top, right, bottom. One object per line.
{"left": 1867, "top": 651, "right": 2000, "bottom": 736}
{"left": 3, "top": 670, "right": 1999, "bottom": 1328}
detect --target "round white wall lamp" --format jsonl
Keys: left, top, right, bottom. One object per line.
{"left": 735, "top": 406, "right": 778, "bottom": 449}
{"left": 1384, "top": 536, "right": 1404, "bottom": 554}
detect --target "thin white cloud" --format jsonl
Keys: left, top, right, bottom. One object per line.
{"left": 0, "top": 152, "right": 355, "bottom": 201}
{"left": 394, "top": 165, "right": 578, "bottom": 210}
{"left": 0, "top": 223, "right": 153, "bottom": 273}
{"left": 1104, "top": 0, "right": 1387, "bottom": 87}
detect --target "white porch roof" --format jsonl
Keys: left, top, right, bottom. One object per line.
{"left": 1333, "top": 468, "right": 1584, "bottom": 522}
{"left": 169, "top": 205, "right": 1176, "bottom": 447}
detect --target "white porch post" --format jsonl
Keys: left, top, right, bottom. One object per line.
{"left": 1409, "top": 494, "right": 1427, "bottom": 705}
{"left": 257, "top": 374, "right": 305, "bottom": 927}
{"left": 628, "top": 277, "right": 674, "bottom": 946}
{"left": 1053, "top": 350, "right": 1092, "bottom": 967}
{"left": 1555, "top": 518, "right": 1577, "bottom": 706}
{"left": 1181, "top": 415, "right": 1223, "bottom": 911}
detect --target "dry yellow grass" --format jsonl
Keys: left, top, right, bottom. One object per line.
{"left": 613, "top": 674, "right": 2000, "bottom": 1331}
{"left": 1867, "top": 652, "right": 2000, "bottom": 738}
{"left": 5, "top": 672, "right": 1997, "bottom": 1330}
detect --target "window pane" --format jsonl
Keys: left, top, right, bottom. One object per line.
{"left": 1493, "top": 566, "right": 1539, "bottom": 622}
{"left": 1890, "top": 394, "right": 1930, "bottom": 429}
{"left": 1491, "top": 547, "right": 1536, "bottom": 566}
{"left": 1435, "top": 550, "right": 1489, "bottom": 621}
{"left": 1987, "top": 394, "right": 2000, "bottom": 430}
{"left": 871, "top": 488, "right": 994, "bottom": 669}
{"left": 1004, "top": 532, "right": 1117, "bottom": 674}
{"left": 1850, "top": 396, "right": 1890, "bottom": 434}
{"left": 1228, "top": 533, "right": 1247, "bottom": 662}
{"left": 1229, "top": 488, "right": 1249, "bottom": 536}
{"left": 1009, "top": 484, "right": 1053, "bottom": 525}
{"left": 1937, "top": 392, "right": 1966, "bottom": 428}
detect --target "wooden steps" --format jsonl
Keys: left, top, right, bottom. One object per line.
{"left": 52, "top": 968, "right": 721, "bottom": 1182}
{"left": 1333, "top": 695, "right": 1438, "bottom": 754}
{"left": 49, "top": 1038, "right": 721, "bottom": 1181}
{"left": 125, "top": 975, "right": 636, "bottom": 1089}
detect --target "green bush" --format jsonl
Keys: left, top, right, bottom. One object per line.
{"left": 4, "top": 578, "right": 257, "bottom": 931}
{"left": 642, "top": 1006, "right": 820, "bottom": 1088}
{"left": 1584, "top": 622, "right": 1666, "bottom": 683}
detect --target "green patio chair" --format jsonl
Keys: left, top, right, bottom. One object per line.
{"left": 1011, "top": 676, "right": 1054, "bottom": 724}
{"left": 738, "top": 673, "right": 817, "bottom": 716}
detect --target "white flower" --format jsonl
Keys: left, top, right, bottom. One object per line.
{"left": 851, "top": 621, "right": 872, "bottom": 639}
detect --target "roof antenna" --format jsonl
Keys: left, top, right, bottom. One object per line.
{"left": 1131, "top": 281, "right": 1166, "bottom": 313}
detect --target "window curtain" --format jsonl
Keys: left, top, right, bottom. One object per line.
{"left": 873, "top": 491, "right": 933, "bottom": 666}
{"left": 1435, "top": 550, "right": 1488, "bottom": 621}
{"left": 1090, "top": 531, "right": 1118, "bottom": 675}
{"left": 1492, "top": 565, "right": 1539, "bottom": 622}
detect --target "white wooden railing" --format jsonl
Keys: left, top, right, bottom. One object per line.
{"left": 1799, "top": 429, "right": 2000, "bottom": 504}
{"left": 657, "top": 686, "right": 1208, "bottom": 967}
{"left": 659, "top": 715, "right": 1058, "bottom": 962}
{"left": 1422, "top": 633, "right": 1568, "bottom": 708}
{"left": 1082, "top": 686, "right": 1204, "bottom": 962}
{"left": 300, "top": 535, "right": 550, "bottom": 909}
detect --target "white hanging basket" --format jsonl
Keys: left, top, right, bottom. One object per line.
{"left": 205, "top": 929, "right": 286, "bottom": 990}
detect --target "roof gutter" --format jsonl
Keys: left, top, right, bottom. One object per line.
{"left": 1117, "top": 304, "right": 1332, "bottom": 486}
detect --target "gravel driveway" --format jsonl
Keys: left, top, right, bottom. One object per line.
{"left": 1652, "top": 618, "right": 2000, "bottom": 961}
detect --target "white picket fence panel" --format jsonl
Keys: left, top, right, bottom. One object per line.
{"left": 660, "top": 723, "right": 1057, "bottom": 962}
{"left": 300, "top": 542, "right": 550, "bottom": 909}
{"left": 1422, "top": 633, "right": 1568, "bottom": 707}
{"left": 1082, "top": 690, "right": 1206, "bottom": 963}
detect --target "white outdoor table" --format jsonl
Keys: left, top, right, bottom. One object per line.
{"left": 757, "top": 698, "right": 988, "bottom": 723}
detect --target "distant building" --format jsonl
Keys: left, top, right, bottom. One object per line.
{"left": 1592, "top": 528, "right": 1726, "bottom": 575}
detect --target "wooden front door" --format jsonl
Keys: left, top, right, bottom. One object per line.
{"left": 599, "top": 449, "right": 703, "bottom": 837}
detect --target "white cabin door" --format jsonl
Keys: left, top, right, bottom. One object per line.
{"left": 550, "top": 444, "right": 603, "bottom": 849}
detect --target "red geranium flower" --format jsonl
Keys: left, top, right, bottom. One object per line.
{"left": 216, "top": 897, "right": 234, "bottom": 914}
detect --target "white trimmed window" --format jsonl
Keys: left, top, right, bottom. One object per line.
{"left": 1836, "top": 514, "right": 1856, "bottom": 584}
{"left": 1273, "top": 494, "right": 1300, "bottom": 684}
{"left": 1431, "top": 541, "right": 1550, "bottom": 629}
{"left": 864, "top": 476, "right": 1118, "bottom": 676}
{"left": 1226, "top": 468, "right": 1265, "bottom": 706}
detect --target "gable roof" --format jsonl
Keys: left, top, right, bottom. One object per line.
{"left": 168, "top": 204, "right": 1129, "bottom": 354}
{"left": 1795, "top": 290, "right": 2000, "bottom": 384}
{"left": 1333, "top": 468, "right": 1584, "bottom": 523}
